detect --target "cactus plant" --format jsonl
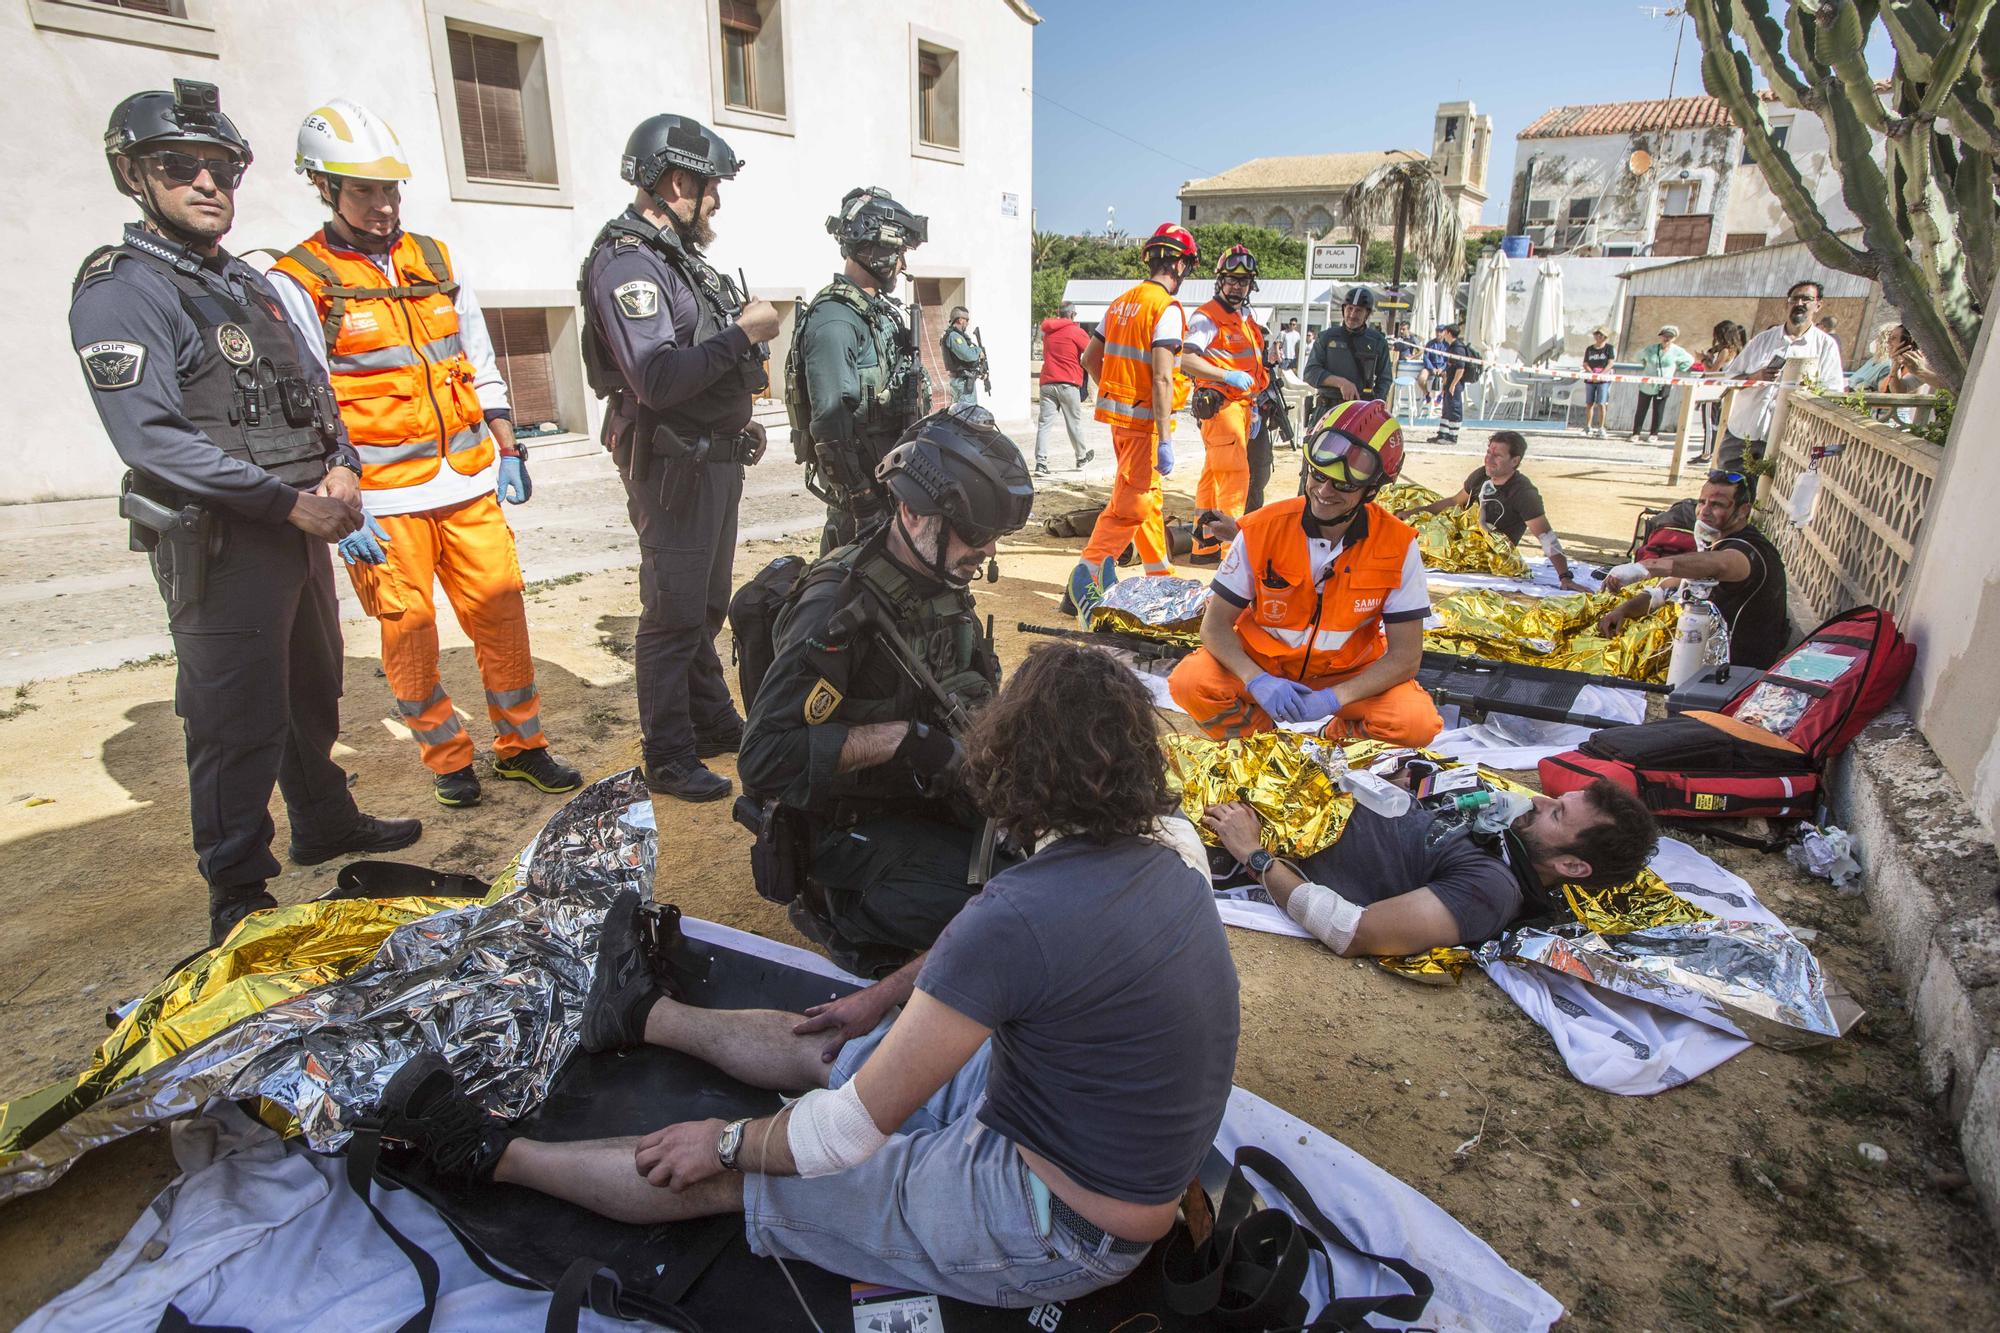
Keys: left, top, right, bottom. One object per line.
{"left": 1688, "top": 0, "right": 1996, "bottom": 391}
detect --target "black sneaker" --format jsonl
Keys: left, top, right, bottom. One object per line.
{"left": 1033, "top": 463, "right": 1052, "bottom": 478}
{"left": 374, "top": 1052, "right": 512, "bottom": 1183}
{"left": 434, "top": 765, "right": 481, "bottom": 808}
{"left": 693, "top": 720, "right": 744, "bottom": 759}
{"left": 492, "top": 748, "right": 582, "bottom": 794}
{"left": 580, "top": 891, "right": 664, "bottom": 1053}
{"left": 290, "top": 814, "right": 423, "bottom": 867}
{"left": 1076, "top": 448, "right": 1095, "bottom": 468}
{"left": 643, "top": 760, "right": 732, "bottom": 803}
{"left": 209, "top": 886, "right": 279, "bottom": 947}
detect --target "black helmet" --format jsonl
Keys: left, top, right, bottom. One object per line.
{"left": 1342, "top": 285, "right": 1377, "bottom": 311}
{"left": 104, "top": 80, "right": 252, "bottom": 199}
{"left": 620, "top": 114, "right": 742, "bottom": 191}
{"left": 829, "top": 186, "right": 928, "bottom": 254}
{"left": 878, "top": 407, "right": 1034, "bottom": 552}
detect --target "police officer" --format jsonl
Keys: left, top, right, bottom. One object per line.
{"left": 1305, "top": 285, "right": 1390, "bottom": 418}
{"left": 788, "top": 186, "right": 932, "bottom": 553}
{"left": 70, "top": 81, "right": 421, "bottom": 946}
{"left": 941, "top": 306, "right": 984, "bottom": 405}
{"left": 738, "top": 408, "right": 1033, "bottom": 977}
{"left": 578, "top": 113, "right": 783, "bottom": 803}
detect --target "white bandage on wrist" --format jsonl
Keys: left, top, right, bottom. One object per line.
{"left": 1538, "top": 529, "right": 1565, "bottom": 561}
{"left": 1608, "top": 561, "right": 1650, "bottom": 586}
{"left": 786, "top": 1080, "right": 888, "bottom": 1178}
{"left": 1284, "top": 881, "right": 1364, "bottom": 954}
{"left": 1645, "top": 584, "right": 1670, "bottom": 611}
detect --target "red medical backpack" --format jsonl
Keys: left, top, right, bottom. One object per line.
{"left": 1539, "top": 606, "right": 1915, "bottom": 819}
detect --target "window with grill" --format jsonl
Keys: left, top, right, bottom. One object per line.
{"left": 1568, "top": 197, "right": 1598, "bottom": 222}
{"left": 1660, "top": 180, "right": 1701, "bottom": 215}
{"left": 916, "top": 41, "right": 961, "bottom": 151}
{"left": 448, "top": 27, "right": 533, "bottom": 182}
{"left": 1525, "top": 199, "right": 1553, "bottom": 222}
{"left": 92, "top": 0, "right": 176, "bottom": 13}
{"left": 486, "top": 307, "right": 557, "bottom": 427}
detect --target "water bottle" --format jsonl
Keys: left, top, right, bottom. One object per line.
{"left": 1315, "top": 744, "right": 1411, "bottom": 818}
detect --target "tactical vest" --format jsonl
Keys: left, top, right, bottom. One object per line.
{"left": 577, "top": 212, "right": 766, "bottom": 437}
{"left": 77, "top": 244, "right": 334, "bottom": 492}
{"left": 789, "top": 539, "right": 996, "bottom": 728}
{"left": 785, "top": 276, "right": 925, "bottom": 441}
{"left": 1314, "top": 326, "right": 1386, "bottom": 403}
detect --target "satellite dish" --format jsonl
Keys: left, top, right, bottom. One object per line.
{"left": 1628, "top": 148, "right": 1654, "bottom": 175}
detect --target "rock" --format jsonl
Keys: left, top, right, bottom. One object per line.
{"left": 1857, "top": 1142, "right": 1889, "bottom": 1165}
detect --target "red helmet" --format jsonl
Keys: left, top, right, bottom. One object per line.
{"left": 1142, "top": 223, "right": 1199, "bottom": 265}
{"left": 1305, "top": 399, "right": 1404, "bottom": 491}
{"left": 1214, "top": 244, "right": 1259, "bottom": 280}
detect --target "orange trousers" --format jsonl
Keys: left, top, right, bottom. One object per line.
{"left": 1193, "top": 400, "right": 1251, "bottom": 558}
{"left": 1168, "top": 647, "right": 1444, "bottom": 745}
{"left": 343, "top": 493, "right": 547, "bottom": 774}
{"left": 1080, "top": 424, "right": 1172, "bottom": 575}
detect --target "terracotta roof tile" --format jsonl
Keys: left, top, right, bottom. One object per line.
{"left": 1519, "top": 96, "right": 1736, "bottom": 139}
{"left": 1179, "top": 150, "right": 1423, "bottom": 196}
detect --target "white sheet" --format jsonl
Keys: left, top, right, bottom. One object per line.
{"left": 1209, "top": 837, "right": 1794, "bottom": 1097}
{"left": 1428, "top": 555, "right": 1603, "bottom": 598}
{"left": 28, "top": 918, "right": 1561, "bottom": 1333}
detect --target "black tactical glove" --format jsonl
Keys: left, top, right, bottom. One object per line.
{"left": 895, "top": 721, "right": 962, "bottom": 781}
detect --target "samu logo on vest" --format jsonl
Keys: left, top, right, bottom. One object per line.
{"left": 216, "top": 323, "right": 254, "bottom": 366}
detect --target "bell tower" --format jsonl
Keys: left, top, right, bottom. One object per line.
{"left": 1432, "top": 100, "right": 1492, "bottom": 231}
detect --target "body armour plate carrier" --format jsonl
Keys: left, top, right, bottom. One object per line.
{"left": 79, "top": 245, "right": 335, "bottom": 491}
{"left": 577, "top": 214, "right": 767, "bottom": 438}
{"left": 784, "top": 276, "right": 928, "bottom": 442}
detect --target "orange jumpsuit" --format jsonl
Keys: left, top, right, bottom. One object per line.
{"left": 1169, "top": 497, "right": 1443, "bottom": 744}
{"left": 1188, "top": 298, "right": 1267, "bottom": 558}
{"left": 1081, "top": 278, "right": 1186, "bottom": 575}
{"left": 272, "top": 231, "right": 548, "bottom": 774}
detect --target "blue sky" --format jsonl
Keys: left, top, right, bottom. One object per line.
{"left": 1029, "top": 1, "right": 1893, "bottom": 235}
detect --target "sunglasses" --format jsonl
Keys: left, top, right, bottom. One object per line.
{"left": 1706, "top": 469, "right": 1748, "bottom": 485}
{"left": 147, "top": 150, "right": 246, "bottom": 189}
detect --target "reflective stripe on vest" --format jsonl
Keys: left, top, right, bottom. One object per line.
{"left": 1233, "top": 498, "right": 1418, "bottom": 680}
{"left": 1195, "top": 300, "right": 1269, "bottom": 403}
{"left": 271, "top": 230, "right": 493, "bottom": 491}
{"left": 1094, "top": 280, "right": 1182, "bottom": 429}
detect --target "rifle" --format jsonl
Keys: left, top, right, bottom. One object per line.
{"left": 1015, "top": 623, "right": 1668, "bottom": 731}
{"left": 834, "top": 598, "right": 999, "bottom": 884}
{"left": 971, "top": 326, "right": 994, "bottom": 394}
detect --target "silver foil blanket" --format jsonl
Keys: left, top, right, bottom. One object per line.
{"left": 0, "top": 769, "right": 655, "bottom": 1200}
{"left": 1478, "top": 917, "right": 1862, "bottom": 1050}
{"left": 1090, "top": 574, "right": 1209, "bottom": 629}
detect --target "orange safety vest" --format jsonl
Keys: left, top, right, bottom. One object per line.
{"left": 1194, "top": 300, "right": 1269, "bottom": 403}
{"left": 1094, "top": 278, "right": 1186, "bottom": 432}
{"left": 1233, "top": 497, "right": 1418, "bottom": 680}
{"left": 270, "top": 230, "right": 492, "bottom": 490}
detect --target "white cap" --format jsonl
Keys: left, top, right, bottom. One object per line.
{"left": 296, "top": 98, "right": 411, "bottom": 181}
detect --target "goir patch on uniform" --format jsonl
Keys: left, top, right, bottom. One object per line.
{"left": 614, "top": 279, "right": 660, "bottom": 320}
{"left": 217, "top": 323, "right": 255, "bottom": 365}
{"left": 77, "top": 340, "right": 146, "bottom": 390}
{"left": 802, "top": 678, "right": 843, "bottom": 725}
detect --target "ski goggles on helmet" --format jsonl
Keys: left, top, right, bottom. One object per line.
{"left": 1304, "top": 432, "right": 1387, "bottom": 492}
{"left": 147, "top": 148, "right": 247, "bottom": 188}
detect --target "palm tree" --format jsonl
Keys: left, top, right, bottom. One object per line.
{"left": 1340, "top": 156, "right": 1464, "bottom": 294}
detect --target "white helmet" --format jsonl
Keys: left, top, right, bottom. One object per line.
{"left": 295, "top": 98, "right": 411, "bottom": 181}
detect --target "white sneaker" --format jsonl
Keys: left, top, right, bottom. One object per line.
{"left": 1645, "top": 433, "right": 1658, "bottom": 444}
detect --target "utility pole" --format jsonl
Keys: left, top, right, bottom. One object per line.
{"left": 1639, "top": 5, "right": 1690, "bottom": 100}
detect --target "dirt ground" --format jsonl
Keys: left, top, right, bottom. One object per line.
{"left": 2, "top": 452, "right": 1996, "bottom": 1329}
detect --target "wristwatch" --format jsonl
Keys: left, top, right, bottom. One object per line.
{"left": 716, "top": 1116, "right": 752, "bottom": 1172}
{"left": 1246, "top": 848, "right": 1275, "bottom": 880}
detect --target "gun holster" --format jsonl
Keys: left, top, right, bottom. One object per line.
{"left": 733, "top": 795, "right": 810, "bottom": 907}
{"left": 120, "top": 472, "right": 214, "bottom": 613}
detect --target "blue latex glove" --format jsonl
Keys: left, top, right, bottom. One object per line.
{"left": 337, "top": 513, "right": 391, "bottom": 566}
{"left": 1247, "top": 673, "right": 1317, "bottom": 724}
{"left": 1301, "top": 685, "right": 1344, "bottom": 720}
{"left": 1222, "top": 369, "right": 1255, "bottom": 391}
{"left": 497, "top": 454, "right": 532, "bottom": 504}
{"left": 1156, "top": 441, "right": 1175, "bottom": 476}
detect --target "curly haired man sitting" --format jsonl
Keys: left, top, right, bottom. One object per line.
{"left": 371, "top": 642, "right": 1241, "bottom": 1307}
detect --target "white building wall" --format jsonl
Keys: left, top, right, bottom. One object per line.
{"left": 6, "top": 0, "right": 1036, "bottom": 504}
{"left": 1721, "top": 111, "right": 1863, "bottom": 241}
{"left": 1511, "top": 125, "right": 1741, "bottom": 254}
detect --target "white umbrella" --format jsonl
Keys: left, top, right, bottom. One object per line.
{"left": 1412, "top": 274, "right": 1437, "bottom": 340}
{"left": 1517, "top": 259, "right": 1566, "bottom": 366}
{"left": 1435, "top": 278, "right": 1458, "bottom": 330}
{"left": 1464, "top": 251, "right": 1509, "bottom": 352}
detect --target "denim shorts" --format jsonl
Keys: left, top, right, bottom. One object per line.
{"left": 1584, "top": 381, "right": 1608, "bottom": 405}
{"left": 741, "top": 1018, "right": 1148, "bottom": 1307}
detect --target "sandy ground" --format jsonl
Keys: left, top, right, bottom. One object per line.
{"left": 2, "top": 451, "right": 1996, "bottom": 1330}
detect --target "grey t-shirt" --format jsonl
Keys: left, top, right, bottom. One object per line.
{"left": 918, "top": 834, "right": 1240, "bottom": 1205}
{"left": 1298, "top": 805, "right": 1523, "bottom": 944}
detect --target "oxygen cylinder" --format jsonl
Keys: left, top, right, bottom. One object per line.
{"left": 1666, "top": 598, "right": 1721, "bottom": 687}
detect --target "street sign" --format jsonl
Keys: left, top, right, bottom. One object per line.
{"left": 1309, "top": 243, "right": 1361, "bottom": 279}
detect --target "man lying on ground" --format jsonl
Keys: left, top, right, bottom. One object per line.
{"left": 373, "top": 641, "right": 1240, "bottom": 1308}
{"left": 1200, "top": 773, "right": 1658, "bottom": 956}
{"left": 1169, "top": 399, "right": 1445, "bottom": 746}
{"left": 1408, "top": 430, "right": 1582, "bottom": 590}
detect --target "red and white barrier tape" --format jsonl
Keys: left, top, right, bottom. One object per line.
{"left": 1395, "top": 341, "right": 1757, "bottom": 390}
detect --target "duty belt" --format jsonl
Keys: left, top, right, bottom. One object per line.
{"left": 695, "top": 429, "right": 760, "bottom": 465}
